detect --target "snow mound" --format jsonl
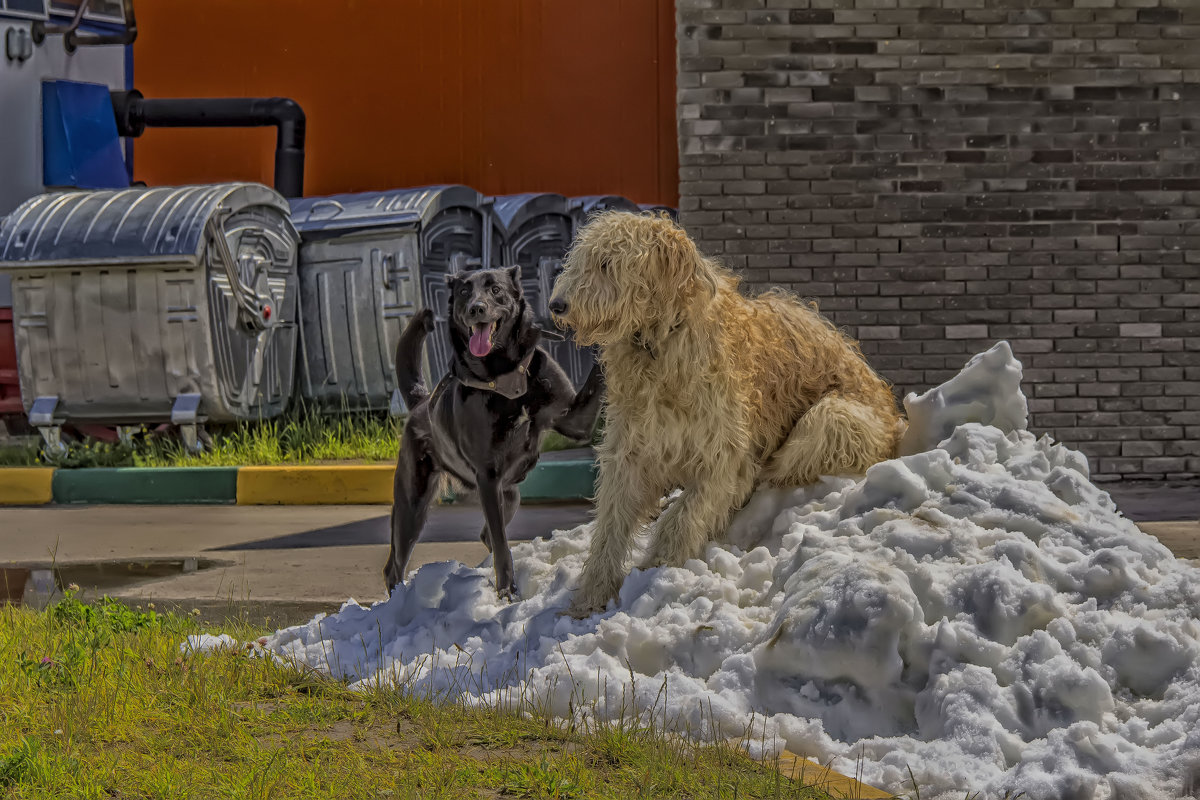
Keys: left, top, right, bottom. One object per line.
{"left": 899, "top": 340, "right": 1028, "bottom": 457}
{"left": 261, "top": 344, "right": 1200, "bottom": 800}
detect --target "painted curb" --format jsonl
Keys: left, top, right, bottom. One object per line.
{"left": 6, "top": 459, "right": 597, "bottom": 506}
{"left": 0, "top": 468, "right": 55, "bottom": 506}
{"left": 52, "top": 467, "right": 238, "bottom": 505}
{"left": 236, "top": 460, "right": 597, "bottom": 505}
{"left": 238, "top": 465, "right": 394, "bottom": 505}
{"left": 768, "top": 750, "right": 891, "bottom": 799}
{"left": 516, "top": 459, "right": 596, "bottom": 502}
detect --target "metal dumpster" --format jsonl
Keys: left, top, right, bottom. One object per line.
{"left": 639, "top": 203, "right": 679, "bottom": 222}
{"left": 290, "top": 185, "right": 495, "bottom": 413}
{"left": 0, "top": 183, "right": 300, "bottom": 451}
{"left": 0, "top": 273, "right": 21, "bottom": 421}
{"left": 289, "top": 194, "right": 422, "bottom": 414}
{"left": 489, "top": 192, "right": 595, "bottom": 385}
{"left": 569, "top": 195, "right": 640, "bottom": 230}
{"left": 491, "top": 193, "right": 573, "bottom": 321}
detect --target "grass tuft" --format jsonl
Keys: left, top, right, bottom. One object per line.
{"left": 0, "top": 591, "right": 844, "bottom": 799}
{"left": 0, "top": 403, "right": 601, "bottom": 468}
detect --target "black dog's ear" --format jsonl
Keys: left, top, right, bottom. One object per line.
{"left": 445, "top": 273, "right": 460, "bottom": 288}
{"left": 505, "top": 265, "right": 521, "bottom": 287}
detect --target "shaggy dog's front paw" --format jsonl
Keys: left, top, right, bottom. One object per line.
{"left": 644, "top": 534, "right": 694, "bottom": 570}
{"left": 496, "top": 584, "right": 519, "bottom": 603}
{"left": 566, "top": 583, "right": 616, "bottom": 618}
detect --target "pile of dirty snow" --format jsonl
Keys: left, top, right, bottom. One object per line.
{"left": 194, "top": 343, "right": 1200, "bottom": 799}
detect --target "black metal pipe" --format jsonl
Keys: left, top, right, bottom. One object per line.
{"left": 111, "top": 90, "right": 306, "bottom": 197}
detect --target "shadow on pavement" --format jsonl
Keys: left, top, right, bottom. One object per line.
{"left": 211, "top": 503, "right": 594, "bottom": 551}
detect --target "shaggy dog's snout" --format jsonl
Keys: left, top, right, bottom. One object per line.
{"left": 548, "top": 298, "right": 568, "bottom": 315}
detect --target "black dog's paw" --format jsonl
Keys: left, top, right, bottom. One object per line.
{"left": 417, "top": 307, "right": 435, "bottom": 333}
{"left": 496, "top": 583, "right": 519, "bottom": 603}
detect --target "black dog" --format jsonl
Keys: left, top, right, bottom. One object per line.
{"left": 386, "top": 265, "right": 604, "bottom": 599}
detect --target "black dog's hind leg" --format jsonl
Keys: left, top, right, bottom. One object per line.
{"left": 478, "top": 475, "right": 519, "bottom": 600}
{"left": 479, "top": 486, "right": 520, "bottom": 553}
{"left": 553, "top": 361, "right": 605, "bottom": 442}
{"left": 384, "top": 435, "right": 440, "bottom": 594}
{"left": 395, "top": 308, "right": 435, "bottom": 410}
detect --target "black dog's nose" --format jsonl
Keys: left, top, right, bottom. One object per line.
{"left": 549, "top": 298, "right": 568, "bottom": 315}
{"left": 469, "top": 301, "right": 487, "bottom": 317}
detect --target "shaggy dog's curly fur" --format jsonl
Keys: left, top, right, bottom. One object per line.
{"left": 549, "top": 212, "right": 905, "bottom": 615}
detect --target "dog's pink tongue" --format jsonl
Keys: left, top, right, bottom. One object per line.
{"left": 469, "top": 323, "right": 494, "bottom": 357}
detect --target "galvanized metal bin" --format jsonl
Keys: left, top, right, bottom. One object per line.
{"left": 569, "top": 194, "right": 640, "bottom": 230}
{"left": 289, "top": 195, "right": 420, "bottom": 414}
{"left": 0, "top": 183, "right": 300, "bottom": 450}
{"left": 489, "top": 192, "right": 594, "bottom": 384}
{"left": 291, "top": 185, "right": 495, "bottom": 413}
{"left": 0, "top": 273, "right": 22, "bottom": 420}
{"left": 639, "top": 203, "right": 679, "bottom": 222}
{"left": 491, "top": 193, "right": 573, "bottom": 321}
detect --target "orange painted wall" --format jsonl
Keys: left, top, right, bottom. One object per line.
{"left": 131, "top": 0, "right": 679, "bottom": 205}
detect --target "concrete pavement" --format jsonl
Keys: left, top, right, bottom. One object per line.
{"left": 0, "top": 503, "right": 593, "bottom": 625}
{"left": 2, "top": 483, "right": 1196, "bottom": 627}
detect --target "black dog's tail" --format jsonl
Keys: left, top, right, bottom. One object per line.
{"left": 396, "top": 309, "right": 434, "bottom": 409}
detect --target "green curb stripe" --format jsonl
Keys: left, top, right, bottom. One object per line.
{"left": 42, "top": 460, "right": 596, "bottom": 505}
{"left": 518, "top": 460, "right": 596, "bottom": 502}
{"left": 52, "top": 467, "right": 239, "bottom": 505}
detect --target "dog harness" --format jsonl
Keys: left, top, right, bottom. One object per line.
{"left": 433, "top": 348, "right": 538, "bottom": 402}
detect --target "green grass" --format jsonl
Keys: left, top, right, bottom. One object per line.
{"left": 137, "top": 407, "right": 405, "bottom": 467}
{"left": 0, "top": 405, "right": 601, "bottom": 469}
{"left": 0, "top": 592, "right": 852, "bottom": 800}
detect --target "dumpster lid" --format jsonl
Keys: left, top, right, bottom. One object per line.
{"left": 0, "top": 183, "right": 291, "bottom": 267}
{"left": 569, "top": 195, "right": 640, "bottom": 217}
{"left": 639, "top": 203, "right": 679, "bottom": 219}
{"left": 490, "top": 193, "right": 570, "bottom": 233}
{"left": 289, "top": 185, "right": 485, "bottom": 238}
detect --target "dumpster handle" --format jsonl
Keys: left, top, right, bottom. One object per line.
{"left": 207, "top": 214, "right": 272, "bottom": 334}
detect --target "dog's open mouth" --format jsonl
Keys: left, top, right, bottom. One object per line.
{"left": 469, "top": 321, "right": 496, "bottom": 357}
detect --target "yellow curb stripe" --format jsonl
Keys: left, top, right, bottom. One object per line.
{"left": 0, "top": 468, "right": 55, "bottom": 506}
{"left": 771, "top": 750, "right": 892, "bottom": 799}
{"left": 237, "top": 465, "right": 395, "bottom": 505}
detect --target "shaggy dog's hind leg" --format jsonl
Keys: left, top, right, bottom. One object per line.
{"left": 763, "top": 393, "right": 898, "bottom": 487}
{"left": 647, "top": 461, "right": 756, "bottom": 567}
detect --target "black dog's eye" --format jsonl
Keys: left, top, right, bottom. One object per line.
{"left": 491, "top": 285, "right": 503, "bottom": 297}
{"left": 459, "top": 286, "right": 469, "bottom": 296}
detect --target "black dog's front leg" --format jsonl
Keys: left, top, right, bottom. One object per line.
{"left": 553, "top": 360, "right": 605, "bottom": 442}
{"left": 395, "top": 308, "right": 435, "bottom": 410}
{"left": 478, "top": 473, "right": 518, "bottom": 600}
{"left": 479, "top": 486, "right": 520, "bottom": 553}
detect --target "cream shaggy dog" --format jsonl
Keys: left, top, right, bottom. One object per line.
{"left": 549, "top": 212, "right": 905, "bottom": 615}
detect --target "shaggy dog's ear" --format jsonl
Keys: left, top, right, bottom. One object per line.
{"left": 656, "top": 223, "right": 720, "bottom": 311}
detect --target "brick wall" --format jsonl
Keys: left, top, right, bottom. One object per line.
{"left": 676, "top": 0, "right": 1200, "bottom": 481}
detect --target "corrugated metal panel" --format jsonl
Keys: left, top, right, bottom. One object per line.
{"left": 132, "top": 0, "right": 678, "bottom": 205}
